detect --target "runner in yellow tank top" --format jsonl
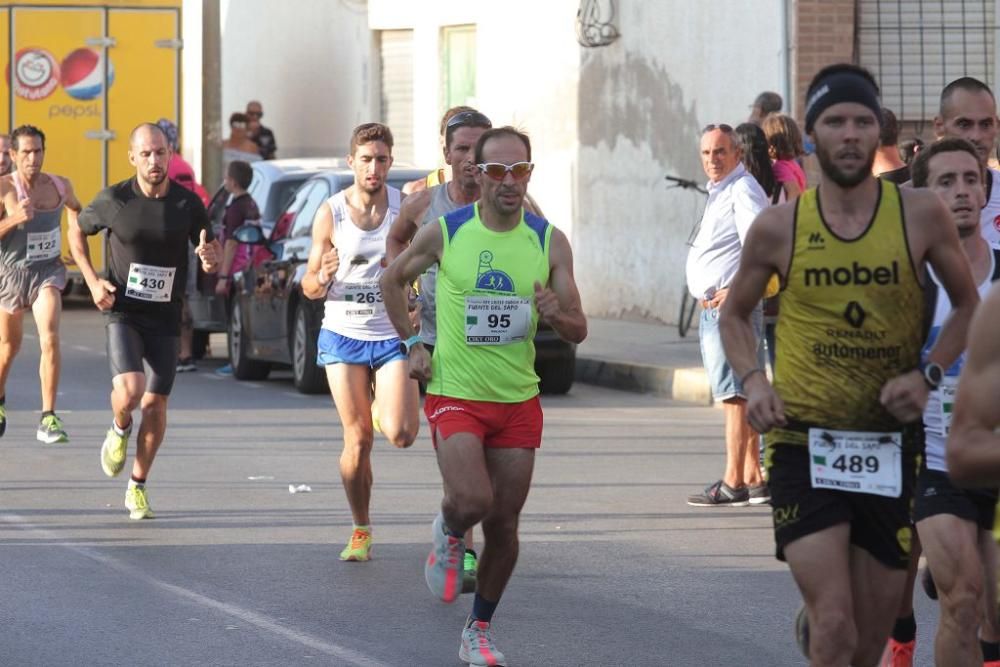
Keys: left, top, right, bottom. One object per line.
{"left": 719, "top": 64, "right": 980, "bottom": 665}
{"left": 381, "top": 127, "right": 586, "bottom": 667}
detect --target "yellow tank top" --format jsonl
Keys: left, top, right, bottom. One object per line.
{"left": 425, "top": 168, "right": 446, "bottom": 188}
{"left": 768, "top": 180, "right": 925, "bottom": 446}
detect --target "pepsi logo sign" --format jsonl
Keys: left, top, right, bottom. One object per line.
{"left": 61, "top": 48, "right": 115, "bottom": 101}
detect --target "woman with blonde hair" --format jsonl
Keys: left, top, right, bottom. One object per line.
{"left": 762, "top": 113, "right": 807, "bottom": 200}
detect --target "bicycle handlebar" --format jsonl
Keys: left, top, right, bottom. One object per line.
{"left": 664, "top": 174, "right": 706, "bottom": 194}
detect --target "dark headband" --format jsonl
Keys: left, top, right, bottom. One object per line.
{"left": 804, "top": 71, "right": 882, "bottom": 133}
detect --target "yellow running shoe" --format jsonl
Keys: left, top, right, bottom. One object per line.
{"left": 101, "top": 424, "right": 130, "bottom": 477}
{"left": 0, "top": 403, "right": 6, "bottom": 437}
{"left": 340, "top": 528, "right": 372, "bottom": 561}
{"left": 124, "top": 486, "right": 154, "bottom": 520}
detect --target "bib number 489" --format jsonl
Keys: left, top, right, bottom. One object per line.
{"left": 831, "top": 455, "right": 879, "bottom": 474}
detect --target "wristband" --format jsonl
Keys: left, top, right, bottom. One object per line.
{"left": 739, "top": 368, "right": 766, "bottom": 387}
{"left": 218, "top": 274, "right": 229, "bottom": 280}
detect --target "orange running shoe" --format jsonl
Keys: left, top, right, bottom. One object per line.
{"left": 880, "top": 638, "right": 914, "bottom": 667}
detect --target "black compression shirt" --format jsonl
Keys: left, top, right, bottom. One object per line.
{"left": 78, "top": 177, "right": 213, "bottom": 331}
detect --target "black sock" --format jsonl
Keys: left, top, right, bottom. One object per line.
{"left": 41, "top": 410, "right": 55, "bottom": 419}
{"left": 130, "top": 475, "right": 146, "bottom": 488}
{"left": 0, "top": 395, "right": 5, "bottom": 405}
{"left": 982, "top": 640, "right": 1000, "bottom": 661}
{"left": 472, "top": 594, "right": 499, "bottom": 624}
{"left": 891, "top": 613, "right": 916, "bottom": 643}
{"left": 465, "top": 548, "right": 477, "bottom": 558}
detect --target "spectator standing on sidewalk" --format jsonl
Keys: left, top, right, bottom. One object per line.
{"left": 156, "top": 119, "right": 210, "bottom": 373}
{"left": 246, "top": 101, "right": 276, "bottom": 160}
{"left": 762, "top": 114, "right": 807, "bottom": 201}
{"left": 873, "top": 108, "right": 911, "bottom": 184}
{"left": 685, "top": 123, "right": 769, "bottom": 507}
{"left": 748, "top": 91, "right": 783, "bottom": 126}
{"left": 222, "top": 113, "right": 261, "bottom": 177}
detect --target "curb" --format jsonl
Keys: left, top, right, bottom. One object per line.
{"left": 575, "top": 356, "right": 712, "bottom": 405}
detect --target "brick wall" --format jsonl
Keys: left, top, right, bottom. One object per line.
{"left": 792, "top": 0, "right": 857, "bottom": 184}
{"left": 792, "top": 0, "right": 856, "bottom": 122}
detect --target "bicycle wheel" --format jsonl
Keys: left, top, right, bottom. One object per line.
{"left": 678, "top": 284, "right": 698, "bottom": 338}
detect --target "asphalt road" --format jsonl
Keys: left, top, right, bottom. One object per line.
{"left": 0, "top": 299, "right": 941, "bottom": 666}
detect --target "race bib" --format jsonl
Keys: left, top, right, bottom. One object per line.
{"left": 937, "top": 377, "right": 958, "bottom": 435}
{"left": 342, "top": 281, "right": 383, "bottom": 319}
{"left": 125, "top": 263, "right": 175, "bottom": 302}
{"left": 465, "top": 295, "right": 532, "bottom": 345}
{"left": 808, "top": 428, "right": 902, "bottom": 498}
{"left": 26, "top": 228, "right": 60, "bottom": 263}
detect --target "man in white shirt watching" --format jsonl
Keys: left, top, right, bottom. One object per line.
{"left": 685, "top": 123, "right": 769, "bottom": 507}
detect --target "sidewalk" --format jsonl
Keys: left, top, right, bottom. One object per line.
{"left": 575, "top": 317, "right": 711, "bottom": 404}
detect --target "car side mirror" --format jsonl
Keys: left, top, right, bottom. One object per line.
{"left": 233, "top": 224, "right": 266, "bottom": 245}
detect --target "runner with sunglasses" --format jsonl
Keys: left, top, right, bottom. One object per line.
{"left": 388, "top": 108, "right": 494, "bottom": 585}
{"left": 0, "top": 124, "right": 83, "bottom": 444}
{"left": 382, "top": 126, "right": 587, "bottom": 667}
{"left": 720, "top": 64, "right": 979, "bottom": 665}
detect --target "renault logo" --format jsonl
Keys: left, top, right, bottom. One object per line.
{"left": 844, "top": 301, "right": 866, "bottom": 328}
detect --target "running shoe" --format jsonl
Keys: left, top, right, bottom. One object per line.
{"left": 879, "top": 638, "right": 914, "bottom": 667}
{"left": 794, "top": 604, "right": 809, "bottom": 658}
{"left": 426, "top": 512, "right": 465, "bottom": 603}
{"left": 124, "top": 486, "right": 154, "bottom": 520}
{"left": 215, "top": 364, "right": 233, "bottom": 376}
{"left": 462, "top": 548, "right": 478, "bottom": 594}
{"left": 101, "top": 423, "right": 131, "bottom": 477}
{"left": 176, "top": 357, "right": 197, "bottom": 373}
{"left": 686, "top": 480, "right": 750, "bottom": 507}
{"left": 339, "top": 528, "right": 373, "bottom": 561}
{"left": 459, "top": 617, "right": 507, "bottom": 666}
{"left": 36, "top": 413, "right": 69, "bottom": 444}
{"left": 0, "top": 404, "right": 6, "bottom": 437}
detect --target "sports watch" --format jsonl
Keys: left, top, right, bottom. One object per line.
{"left": 922, "top": 362, "right": 944, "bottom": 390}
{"left": 399, "top": 335, "right": 423, "bottom": 357}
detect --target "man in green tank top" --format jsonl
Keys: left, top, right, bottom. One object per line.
{"left": 720, "top": 64, "right": 980, "bottom": 665}
{"left": 382, "top": 127, "right": 586, "bottom": 667}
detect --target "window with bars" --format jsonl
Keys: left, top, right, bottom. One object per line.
{"left": 857, "top": 0, "right": 996, "bottom": 121}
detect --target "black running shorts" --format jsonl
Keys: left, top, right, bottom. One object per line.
{"left": 766, "top": 434, "right": 920, "bottom": 571}
{"left": 913, "top": 467, "right": 998, "bottom": 531}
{"left": 106, "top": 317, "right": 180, "bottom": 396}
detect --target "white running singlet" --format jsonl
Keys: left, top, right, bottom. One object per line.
{"left": 321, "top": 186, "right": 401, "bottom": 341}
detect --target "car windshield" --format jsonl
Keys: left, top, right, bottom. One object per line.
{"left": 264, "top": 177, "right": 309, "bottom": 221}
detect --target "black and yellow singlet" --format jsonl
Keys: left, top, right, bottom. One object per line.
{"left": 768, "top": 179, "right": 925, "bottom": 446}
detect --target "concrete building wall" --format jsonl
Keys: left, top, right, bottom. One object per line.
{"left": 219, "top": 0, "right": 376, "bottom": 161}
{"left": 368, "top": 0, "right": 581, "bottom": 239}
{"left": 575, "top": 1, "right": 787, "bottom": 322}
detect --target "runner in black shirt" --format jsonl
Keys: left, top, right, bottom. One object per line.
{"left": 68, "top": 122, "right": 220, "bottom": 520}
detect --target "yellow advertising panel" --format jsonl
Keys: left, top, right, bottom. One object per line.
{"left": 107, "top": 9, "right": 179, "bottom": 185}
{"left": 0, "top": 9, "right": 9, "bottom": 132}
{"left": 10, "top": 6, "right": 106, "bottom": 271}
{"left": 0, "top": 1, "right": 181, "bottom": 7}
